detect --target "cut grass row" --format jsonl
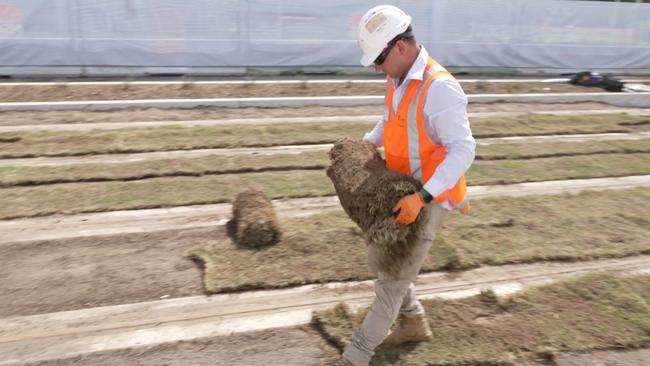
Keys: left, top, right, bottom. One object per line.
{"left": 0, "top": 152, "right": 648, "bottom": 219}
{"left": 190, "top": 187, "right": 650, "bottom": 293}
{"left": 0, "top": 114, "right": 646, "bottom": 158}
{"left": 0, "top": 82, "right": 599, "bottom": 103}
{"left": 2, "top": 139, "right": 648, "bottom": 187}
{"left": 313, "top": 273, "right": 650, "bottom": 366}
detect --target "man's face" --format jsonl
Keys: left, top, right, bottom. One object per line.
{"left": 374, "top": 40, "right": 403, "bottom": 79}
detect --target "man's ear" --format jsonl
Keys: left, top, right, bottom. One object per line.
{"left": 396, "top": 39, "right": 408, "bottom": 55}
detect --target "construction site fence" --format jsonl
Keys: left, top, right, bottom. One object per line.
{"left": 0, "top": 0, "right": 649, "bottom": 76}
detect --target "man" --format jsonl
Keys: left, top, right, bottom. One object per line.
{"left": 330, "top": 5, "right": 475, "bottom": 366}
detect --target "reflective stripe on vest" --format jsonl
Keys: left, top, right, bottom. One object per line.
{"left": 383, "top": 57, "right": 470, "bottom": 213}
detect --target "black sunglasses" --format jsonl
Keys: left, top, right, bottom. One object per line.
{"left": 373, "top": 37, "right": 399, "bottom": 66}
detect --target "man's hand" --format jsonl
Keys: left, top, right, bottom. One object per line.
{"left": 391, "top": 191, "right": 426, "bottom": 225}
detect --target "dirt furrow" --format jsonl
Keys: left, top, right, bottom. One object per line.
{"left": 17, "top": 331, "right": 650, "bottom": 366}
{"left": 0, "top": 108, "right": 648, "bottom": 133}
{"left": 1, "top": 132, "right": 648, "bottom": 168}
{"left": 1, "top": 175, "right": 648, "bottom": 246}
{"left": 1, "top": 255, "right": 648, "bottom": 365}
{"left": 0, "top": 82, "right": 603, "bottom": 103}
{"left": 0, "top": 102, "right": 628, "bottom": 126}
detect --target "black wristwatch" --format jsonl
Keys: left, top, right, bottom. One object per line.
{"left": 420, "top": 189, "right": 434, "bottom": 203}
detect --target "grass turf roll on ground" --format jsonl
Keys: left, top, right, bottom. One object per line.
{"left": 227, "top": 187, "right": 281, "bottom": 248}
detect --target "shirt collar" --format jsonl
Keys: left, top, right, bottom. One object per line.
{"left": 392, "top": 45, "right": 429, "bottom": 86}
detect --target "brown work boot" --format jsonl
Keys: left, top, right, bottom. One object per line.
{"left": 326, "top": 355, "right": 354, "bottom": 366}
{"left": 382, "top": 314, "right": 433, "bottom": 346}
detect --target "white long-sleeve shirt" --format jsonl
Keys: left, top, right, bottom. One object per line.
{"left": 364, "top": 46, "right": 476, "bottom": 206}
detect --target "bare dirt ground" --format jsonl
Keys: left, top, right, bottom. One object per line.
{"left": 2, "top": 80, "right": 648, "bottom": 365}
{"left": 20, "top": 326, "right": 650, "bottom": 366}
{"left": 531, "top": 349, "right": 650, "bottom": 366}
{"left": 0, "top": 227, "right": 217, "bottom": 318}
{"left": 25, "top": 326, "right": 341, "bottom": 366}
{"left": 0, "top": 102, "right": 629, "bottom": 126}
{"left": 2, "top": 190, "right": 649, "bottom": 364}
{"left": 0, "top": 82, "right": 605, "bottom": 103}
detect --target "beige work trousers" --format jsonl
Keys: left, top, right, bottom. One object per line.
{"left": 343, "top": 203, "right": 448, "bottom": 366}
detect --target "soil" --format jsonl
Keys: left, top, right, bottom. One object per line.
{"left": 18, "top": 327, "right": 650, "bottom": 366}
{"left": 520, "top": 348, "right": 650, "bottom": 366}
{"left": 2, "top": 79, "right": 649, "bottom": 366}
{"left": 327, "top": 139, "right": 421, "bottom": 277}
{"left": 3, "top": 220, "right": 650, "bottom": 365}
{"left": 0, "top": 102, "right": 628, "bottom": 126}
{"left": 0, "top": 227, "right": 220, "bottom": 318}
{"left": 0, "top": 82, "right": 605, "bottom": 103}
{"left": 25, "top": 326, "right": 341, "bottom": 366}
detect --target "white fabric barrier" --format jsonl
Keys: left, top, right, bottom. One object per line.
{"left": 0, "top": 0, "right": 648, "bottom": 75}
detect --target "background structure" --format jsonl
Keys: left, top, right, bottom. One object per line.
{"left": 0, "top": 0, "right": 649, "bottom": 76}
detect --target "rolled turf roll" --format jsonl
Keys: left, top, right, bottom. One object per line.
{"left": 326, "top": 138, "right": 426, "bottom": 278}
{"left": 227, "top": 188, "right": 282, "bottom": 248}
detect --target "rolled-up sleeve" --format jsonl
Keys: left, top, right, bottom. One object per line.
{"left": 422, "top": 78, "right": 476, "bottom": 197}
{"left": 363, "top": 112, "right": 387, "bottom": 147}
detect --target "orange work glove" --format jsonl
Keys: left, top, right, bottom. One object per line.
{"left": 391, "top": 191, "right": 426, "bottom": 225}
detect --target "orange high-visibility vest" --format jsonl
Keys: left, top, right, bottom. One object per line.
{"left": 383, "top": 57, "right": 470, "bottom": 214}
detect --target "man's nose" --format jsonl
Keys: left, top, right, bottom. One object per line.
{"left": 374, "top": 64, "right": 383, "bottom": 73}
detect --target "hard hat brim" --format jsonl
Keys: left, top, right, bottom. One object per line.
{"left": 360, "top": 48, "right": 383, "bottom": 67}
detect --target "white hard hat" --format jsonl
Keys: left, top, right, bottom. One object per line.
{"left": 357, "top": 5, "right": 412, "bottom": 67}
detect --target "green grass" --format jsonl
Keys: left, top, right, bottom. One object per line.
{"left": 431, "top": 187, "right": 650, "bottom": 269}
{"left": 0, "top": 114, "right": 645, "bottom": 158}
{"left": 0, "top": 81, "right": 599, "bottom": 103}
{"left": 2, "top": 139, "right": 648, "bottom": 187}
{"left": 469, "top": 153, "right": 650, "bottom": 185}
{"left": 0, "top": 151, "right": 331, "bottom": 187}
{"left": 312, "top": 273, "right": 650, "bottom": 365}
{"left": 189, "top": 187, "right": 650, "bottom": 293}
{"left": 478, "top": 138, "right": 650, "bottom": 160}
{"left": 469, "top": 114, "right": 644, "bottom": 138}
{"left": 0, "top": 170, "right": 333, "bottom": 219}
{"left": 1, "top": 152, "right": 648, "bottom": 219}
